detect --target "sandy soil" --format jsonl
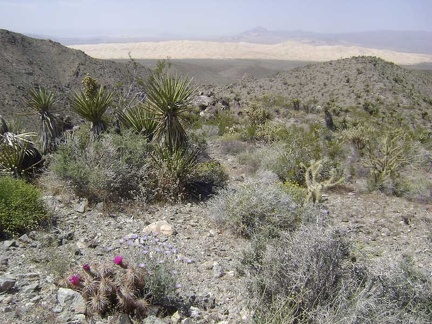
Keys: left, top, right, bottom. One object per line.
{"left": 69, "top": 40, "right": 432, "bottom": 65}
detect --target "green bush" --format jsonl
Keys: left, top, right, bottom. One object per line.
{"left": 51, "top": 128, "right": 149, "bottom": 203}
{"left": 0, "top": 176, "right": 49, "bottom": 236}
{"left": 192, "top": 161, "right": 228, "bottom": 188}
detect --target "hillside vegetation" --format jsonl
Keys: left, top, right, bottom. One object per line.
{"left": 0, "top": 29, "right": 150, "bottom": 129}
{"left": 0, "top": 31, "right": 431, "bottom": 323}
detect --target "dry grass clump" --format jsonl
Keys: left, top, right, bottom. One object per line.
{"left": 243, "top": 224, "right": 432, "bottom": 323}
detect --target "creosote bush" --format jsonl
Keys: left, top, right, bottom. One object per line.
{"left": 0, "top": 176, "right": 49, "bottom": 236}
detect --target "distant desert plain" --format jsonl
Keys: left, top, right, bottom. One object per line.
{"left": 69, "top": 40, "right": 432, "bottom": 65}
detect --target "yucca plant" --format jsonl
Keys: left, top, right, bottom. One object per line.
{"left": 72, "top": 76, "right": 113, "bottom": 136}
{"left": 145, "top": 74, "right": 196, "bottom": 152}
{"left": 116, "top": 104, "right": 157, "bottom": 141}
{"left": 0, "top": 132, "right": 41, "bottom": 178}
{"left": 23, "top": 87, "right": 61, "bottom": 154}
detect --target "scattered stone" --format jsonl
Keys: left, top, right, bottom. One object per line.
{"left": 171, "top": 311, "right": 182, "bottom": 323}
{"left": 213, "top": 262, "right": 225, "bottom": 278}
{"left": 18, "top": 234, "right": 32, "bottom": 244}
{"left": 57, "top": 288, "right": 86, "bottom": 314}
{"left": 21, "top": 282, "right": 40, "bottom": 293}
{"left": 0, "top": 277, "right": 16, "bottom": 293}
{"left": 42, "top": 195, "right": 62, "bottom": 211}
{"left": 202, "top": 261, "right": 213, "bottom": 270}
{"left": 143, "top": 220, "right": 175, "bottom": 236}
{"left": 117, "top": 313, "right": 133, "bottom": 324}
{"left": 1, "top": 296, "right": 13, "bottom": 304}
{"left": 189, "top": 306, "right": 202, "bottom": 319}
{"left": 3, "top": 240, "right": 17, "bottom": 249}
{"left": 72, "top": 199, "right": 88, "bottom": 213}
{"left": 95, "top": 201, "right": 104, "bottom": 211}
{"left": 142, "top": 315, "right": 166, "bottom": 324}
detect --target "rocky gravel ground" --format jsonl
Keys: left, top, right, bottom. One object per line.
{"left": 0, "top": 140, "right": 431, "bottom": 324}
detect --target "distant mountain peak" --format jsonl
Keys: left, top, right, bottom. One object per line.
{"left": 242, "top": 26, "right": 270, "bottom": 35}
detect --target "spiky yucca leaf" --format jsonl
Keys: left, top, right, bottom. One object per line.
{"left": 72, "top": 87, "right": 113, "bottom": 136}
{"left": 116, "top": 105, "right": 157, "bottom": 141}
{"left": 23, "top": 87, "right": 61, "bottom": 153}
{"left": 145, "top": 74, "right": 196, "bottom": 151}
{"left": 0, "top": 132, "right": 40, "bottom": 177}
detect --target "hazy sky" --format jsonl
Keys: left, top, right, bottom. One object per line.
{"left": 0, "top": 0, "right": 431, "bottom": 37}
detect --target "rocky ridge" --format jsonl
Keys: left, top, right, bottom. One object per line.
{"left": 0, "top": 29, "right": 151, "bottom": 131}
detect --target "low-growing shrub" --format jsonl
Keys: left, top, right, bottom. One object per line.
{"left": 187, "top": 160, "right": 228, "bottom": 200}
{"left": 248, "top": 225, "right": 350, "bottom": 323}
{"left": 148, "top": 145, "right": 199, "bottom": 202}
{"left": 0, "top": 176, "right": 49, "bottom": 236}
{"left": 51, "top": 128, "right": 149, "bottom": 203}
{"left": 208, "top": 181, "right": 316, "bottom": 238}
{"left": 244, "top": 225, "right": 432, "bottom": 323}
{"left": 218, "top": 133, "right": 248, "bottom": 155}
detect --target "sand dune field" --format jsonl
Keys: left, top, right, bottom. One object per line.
{"left": 69, "top": 40, "right": 432, "bottom": 65}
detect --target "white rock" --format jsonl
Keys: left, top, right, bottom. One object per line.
{"left": 142, "top": 220, "right": 175, "bottom": 236}
{"left": 57, "top": 287, "right": 86, "bottom": 314}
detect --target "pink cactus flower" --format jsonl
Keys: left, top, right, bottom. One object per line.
{"left": 68, "top": 274, "right": 81, "bottom": 286}
{"left": 82, "top": 264, "right": 90, "bottom": 272}
{"left": 114, "top": 255, "right": 124, "bottom": 266}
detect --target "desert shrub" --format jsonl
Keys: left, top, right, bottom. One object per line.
{"left": 281, "top": 181, "right": 307, "bottom": 205}
{"left": 245, "top": 225, "right": 432, "bottom": 323}
{"left": 207, "top": 110, "right": 238, "bottom": 135}
{"left": 237, "top": 148, "right": 265, "bottom": 174}
{"left": 187, "top": 160, "right": 228, "bottom": 200}
{"left": 147, "top": 145, "right": 199, "bottom": 202}
{"left": 247, "top": 225, "right": 350, "bottom": 323}
{"left": 261, "top": 125, "right": 325, "bottom": 185}
{"left": 218, "top": 133, "right": 248, "bottom": 155}
{"left": 51, "top": 128, "right": 149, "bottom": 203}
{"left": 208, "top": 181, "right": 316, "bottom": 238}
{"left": 0, "top": 176, "right": 49, "bottom": 236}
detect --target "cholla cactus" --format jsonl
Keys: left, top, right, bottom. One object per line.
{"left": 65, "top": 256, "right": 150, "bottom": 317}
{"left": 302, "top": 159, "right": 344, "bottom": 204}
{"left": 362, "top": 131, "right": 413, "bottom": 191}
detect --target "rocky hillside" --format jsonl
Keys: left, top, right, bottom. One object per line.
{"left": 0, "top": 29, "right": 151, "bottom": 129}
{"left": 200, "top": 56, "right": 432, "bottom": 128}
